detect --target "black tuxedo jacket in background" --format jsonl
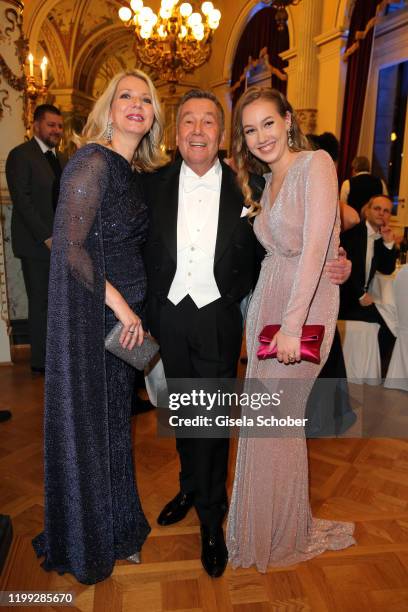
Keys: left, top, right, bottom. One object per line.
{"left": 6, "top": 138, "right": 66, "bottom": 261}
{"left": 348, "top": 173, "right": 383, "bottom": 213}
{"left": 339, "top": 221, "right": 397, "bottom": 320}
{"left": 143, "top": 158, "right": 261, "bottom": 339}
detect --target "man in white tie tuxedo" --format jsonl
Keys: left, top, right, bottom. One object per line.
{"left": 144, "top": 90, "right": 259, "bottom": 578}
{"left": 144, "top": 89, "right": 351, "bottom": 578}
{"left": 339, "top": 194, "right": 397, "bottom": 372}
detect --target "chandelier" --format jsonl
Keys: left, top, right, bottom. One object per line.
{"left": 262, "top": 0, "right": 302, "bottom": 31}
{"left": 118, "top": 0, "right": 221, "bottom": 92}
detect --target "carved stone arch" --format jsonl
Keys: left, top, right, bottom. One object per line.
{"left": 72, "top": 26, "right": 134, "bottom": 94}
{"left": 39, "top": 18, "right": 70, "bottom": 87}
{"left": 24, "top": 0, "right": 89, "bottom": 87}
{"left": 85, "top": 32, "right": 144, "bottom": 97}
{"left": 24, "top": 0, "right": 75, "bottom": 48}
{"left": 222, "top": 0, "right": 296, "bottom": 82}
{"left": 67, "top": 0, "right": 93, "bottom": 67}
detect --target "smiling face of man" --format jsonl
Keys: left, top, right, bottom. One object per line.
{"left": 34, "top": 112, "right": 64, "bottom": 149}
{"left": 176, "top": 97, "right": 224, "bottom": 176}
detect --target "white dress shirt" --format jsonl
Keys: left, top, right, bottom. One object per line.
{"left": 168, "top": 160, "right": 222, "bottom": 308}
{"left": 34, "top": 136, "right": 56, "bottom": 156}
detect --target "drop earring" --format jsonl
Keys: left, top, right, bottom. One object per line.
{"left": 104, "top": 120, "right": 113, "bottom": 143}
{"left": 287, "top": 126, "right": 294, "bottom": 148}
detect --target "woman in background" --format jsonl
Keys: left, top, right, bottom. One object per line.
{"left": 33, "top": 69, "right": 167, "bottom": 584}
{"left": 227, "top": 87, "right": 355, "bottom": 571}
{"left": 307, "top": 132, "right": 360, "bottom": 231}
{"left": 306, "top": 131, "right": 357, "bottom": 437}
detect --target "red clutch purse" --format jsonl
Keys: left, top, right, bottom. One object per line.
{"left": 257, "top": 324, "right": 325, "bottom": 364}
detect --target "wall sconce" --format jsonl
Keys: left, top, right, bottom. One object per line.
{"left": 25, "top": 53, "right": 49, "bottom": 135}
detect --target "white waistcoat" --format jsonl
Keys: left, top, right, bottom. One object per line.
{"left": 168, "top": 161, "right": 222, "bottom": 308}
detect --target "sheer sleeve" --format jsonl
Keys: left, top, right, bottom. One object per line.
{"left": 281, "top": 150, "right": 339, "bottom": 337}
{"left": 53, "top": 146, "right": 109, "bottom": 292}
{"left": 40, "top": 145, "right": 114, "bottom": 582}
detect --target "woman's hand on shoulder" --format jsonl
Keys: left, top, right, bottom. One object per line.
{"left": 269, "top": 330, "right": 301, "bottom": 365}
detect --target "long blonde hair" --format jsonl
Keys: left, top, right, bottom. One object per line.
{"left": 232, "top": 86, "right": 310, "bottom": 217}
{"left": 75, "top": 69, "right": 168, "bottom": 172}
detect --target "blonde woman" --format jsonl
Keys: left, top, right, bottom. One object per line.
{"left": 32, "top": 70, "right": 168, "bottom": 584}
{"left": 226, "top": 87, "right": 355, "bottom": 570}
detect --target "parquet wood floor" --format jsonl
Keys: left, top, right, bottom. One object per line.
{"left": 1, "top": 354, "right": 408, "bottom": 611}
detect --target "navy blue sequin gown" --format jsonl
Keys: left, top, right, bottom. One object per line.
{"left": 32, "top": 144, "right": 150, "bottom": 584}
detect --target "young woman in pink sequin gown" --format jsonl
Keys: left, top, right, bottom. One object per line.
{"left": 226, "top": 87, "right": 355, "bottom": 571}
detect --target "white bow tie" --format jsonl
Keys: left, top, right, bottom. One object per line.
{"left": 184, "top": 174, "right": 219, "bottom": 193}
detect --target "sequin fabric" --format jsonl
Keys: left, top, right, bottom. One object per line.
{"left": 226, "top": 150, "right": 355, "bottom": 571}
{"left": 32, "top": 144, "right": 150, "bottom": 584}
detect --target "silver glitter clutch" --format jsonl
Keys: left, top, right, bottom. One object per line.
{"left": 105, "top": 322, "right": 159, "bottom": 370}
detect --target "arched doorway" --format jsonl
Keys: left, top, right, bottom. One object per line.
{"left": 230, "top": 5, "right": 289, "bottom": 109}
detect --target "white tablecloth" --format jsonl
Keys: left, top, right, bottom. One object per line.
{"left": 369, "top": 266, "right": 407, "bottom": 337}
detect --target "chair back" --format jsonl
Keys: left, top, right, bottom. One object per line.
{"left": 394, "top": 266, "right": 408, "bottom": 329}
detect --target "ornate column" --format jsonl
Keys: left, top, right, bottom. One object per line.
{"left": 292, "top": 0, "right": 323, "bottom": 133}
{"left": 158, "top": 92, "right": 180, "bottom": 152}
{"left": 210, "top": 78, "right": 231, "bottom": 152}
{"left": 315, "top": 28, "right": 348, "bottom": 136}
{"left": 0, "top": 0, "right": 27, "bottom": 363}
{"left": 280, "top": 46, "right": 298, "bottom": 107}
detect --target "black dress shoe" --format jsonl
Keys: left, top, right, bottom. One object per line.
{"left": 0, "top": 411, "right": 11, "bottom": 423}
{"left": 131, "top": 397, "right": 154, "bottom": 416}
{"left": 157, "top": 491, "right": 194, "bottom": 526}
{"left": 31, "top": 366, "right": 45, "bottom": 375}
{"left": 200, "top": 525, "right": 228, "bottom": 578}
{"left": 0, "top": 514, "right": 13, "bottom": 574}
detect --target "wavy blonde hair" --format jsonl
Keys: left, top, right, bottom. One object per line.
{"left": 232, "top": 86, "right": 310, "bottom": 217}
{"left": 74, "top": 69, "right": 168, "bottom": 172}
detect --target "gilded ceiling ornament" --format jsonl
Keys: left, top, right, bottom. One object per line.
{"left": 261, "top": 0, "right": 302, "bottom": 31}
{"left": 0, "top": 5, "right": 28, "bottom": 122}
{"left": 0, "top": 55, "right": 26, "bottom": 91}
{"left": 0, "top": 89, "right": 11, "bottom": 119}
{"left": 5, "top": 8, "right": 21, "bottom": 36}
